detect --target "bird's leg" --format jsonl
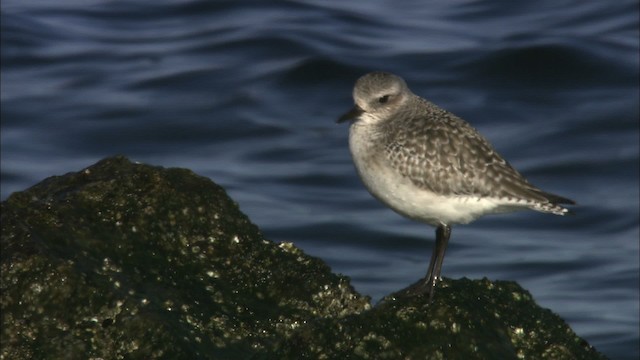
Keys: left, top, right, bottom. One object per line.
{"left": 391, "top": 224, "right": 452, "bottom": 300}
{"left": 424, "top": 224, "right": 451, "bottom": 300}
{"left": 432, "top": 224, "right": 451, "bottom": 282}
{"left": 424, "top": 236, "right": 439, "bottom": 288}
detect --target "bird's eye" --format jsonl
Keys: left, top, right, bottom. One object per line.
{"left": 378, "top": 95, "right": 390, "bottom": 104}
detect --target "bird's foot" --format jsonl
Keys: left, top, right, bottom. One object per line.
{"left": 387, "top": 276, "right": 438, "bottom": 302}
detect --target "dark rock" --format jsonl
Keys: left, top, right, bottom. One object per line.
{"left": 268, "top": 278, "right": 606, "bottom": 359}
{"left": 1, "top": 156, "right": 369, "bottom": 359}
{"left": 1, "top": 156, "right": 606, "bottom": 359}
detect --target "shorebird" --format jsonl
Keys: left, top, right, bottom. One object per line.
{"left": 338, "top": 71, "right": 575, "bottom": 299}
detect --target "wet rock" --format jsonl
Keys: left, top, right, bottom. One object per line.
{"left": 1, "top": 156, "right": 605, "bottom": 359}
{"left": 1, "top": 156, "right": 369, "bottom": 359}
{"left": 268, "top": 278, "right": 606, "bottom": 359}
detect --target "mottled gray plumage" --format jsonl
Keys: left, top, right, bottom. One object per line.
{"left": 340, "top": 71, "right": 573, "bottom": 221}
{"left": 338, "top": 71, "right": 575, "bottom": 300}
{"left": 383, "top": 96, "right": 571, "bottom": 212}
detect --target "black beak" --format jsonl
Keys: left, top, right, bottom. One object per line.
{"left": 337, "top": 105, "right": 364, "bottom": 123}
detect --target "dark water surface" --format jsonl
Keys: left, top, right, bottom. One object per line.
{"left": 2, "top": 0, "right": 638, "bottom": 358}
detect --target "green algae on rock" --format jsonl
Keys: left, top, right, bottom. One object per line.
{"left": 1, "top": 156, "right": 606, "bottom": 359}
{"left": 1, "top": 156, "right": 369, "bottom": 359}
{"left": 268, "top": 278, "right": 607, "bottom": 359}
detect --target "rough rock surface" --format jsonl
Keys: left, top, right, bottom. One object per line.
{"left": 1, "top": 156, "right": 606, "bottom": 359}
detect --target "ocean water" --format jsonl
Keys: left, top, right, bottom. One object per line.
{"left": 1, "top": 0, "right": 638, "bottom": 358}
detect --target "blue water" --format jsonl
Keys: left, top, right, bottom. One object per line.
{"left": 2, "top": 0, "right": 638, "bottom": 358}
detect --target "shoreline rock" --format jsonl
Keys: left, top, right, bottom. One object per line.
{"left": 1, "top": 156, "right": 606, "bottom": 359}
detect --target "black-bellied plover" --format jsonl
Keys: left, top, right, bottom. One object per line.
{"left": 338, "top": 71, "right": 575, "bottom": 300}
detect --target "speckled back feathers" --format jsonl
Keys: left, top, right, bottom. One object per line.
{"left": 382, "top": 96, "right": 573, "bottom": 214}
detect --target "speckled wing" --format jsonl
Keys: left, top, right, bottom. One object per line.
{"left": 383, "top": 100, "right": 572, "bottom": 209}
